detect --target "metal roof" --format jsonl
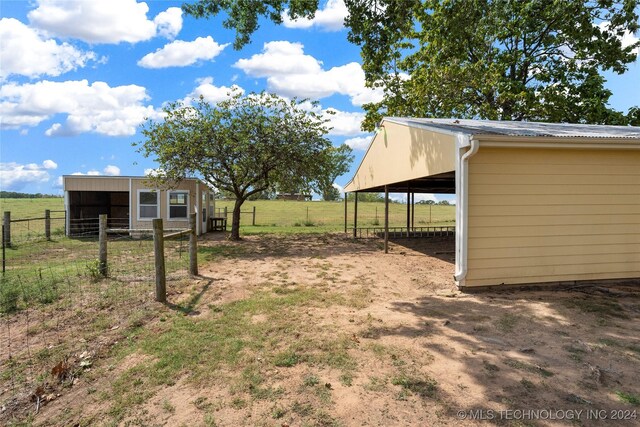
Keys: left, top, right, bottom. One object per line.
{"left": 385, "top": 118, "right": 640, "bottom": 139}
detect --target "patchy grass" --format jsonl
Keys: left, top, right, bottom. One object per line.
{"left": 504, "top": 358, "right": 554, "bottom": 378}
{"left": 494, "top": 313, "right": 521, "bottom": 332}
{"left": 563, "top": 298, "right": 629, "bottom": 319}
{"left": 391, "top": 372, "right": 438, "bottom": 398}
{"left": 616, "top": 391, "right": 640, "bottom": 406}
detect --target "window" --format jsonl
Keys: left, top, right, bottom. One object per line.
{"left": 138, "top": 190, "right": 158, "bottom": 219}
{"left": 168, "top": 191, "right": 189, "bottom": 219}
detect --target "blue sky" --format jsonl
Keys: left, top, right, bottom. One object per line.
{"left": 1, "top": 0, "right": 639, "bottom": 203}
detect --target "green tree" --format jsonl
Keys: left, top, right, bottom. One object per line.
{"left": 182, "top": 0, "right": 640, "bottom": 127}
{"left": 318, "top": 145, "right": 353, "bottom": 201}
{"left": 138, "top": 90, "right": 351, "bottom": 240}
{"left": 346, "top": 0, "right": 640, "bottom": 128}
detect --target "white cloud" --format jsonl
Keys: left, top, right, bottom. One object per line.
{"left": 144, "top": 168, "right": 164, "bottom": 177}
{"left": 0, "top": 161, "right": 55, "bottom": 190}
{"left": 153, "top": 7, "right": 183, "bottom": 39}
{"left": 344, "top": 136, "right": 372, "bottom": 150}
{"left": 234, "top": 41, "right": 383, "bottom": 106}
{"left": 72, "top": 170, "right": 101, "bottom": 176}
{"left": 138, "top": 36, "right": 228, "bottom": 68}
{"left": 28, "top": 0, "right": 182, "bottom": 44}
{"left": 0, "top": 18, "right": 96, "bottom": 80}
{"left": 598, "top": 21, "right": 640, "bottom": 56}
{"left": 235, "top": 41, "right": 322, "bottom": 76}
{"left": 282, "top": 0, "right": 347, "bottom": 31}
{"left": 0, "top": 79, "right": 162, "bottom": 136}
{"left": 324, "top": 109, "right": 365, "bottom": 136}
{"left": 332, "top": 182, "right": 344, "bottom": 196}
{"left": 182, "top": 77, "right": 244, "bottom": 104}
{"left": 42, "top": 159, "right": 58, "bottom": 170}
{"left": 103, "top": 165, "right": 121, "bottom": 176}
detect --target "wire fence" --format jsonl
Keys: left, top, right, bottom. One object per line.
{"left": 0, "top": 215, "right": 192, "bottom": 422}
{"left": 213, "top": 200, "right": 456, "bottom": 232}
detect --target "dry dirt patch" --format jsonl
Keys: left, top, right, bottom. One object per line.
{"left": 4, "top": 233, "right": 639, "bottom": 426}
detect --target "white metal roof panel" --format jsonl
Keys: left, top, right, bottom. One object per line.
{"left": 386, "top": 118, "right": 640, "bottom": 139}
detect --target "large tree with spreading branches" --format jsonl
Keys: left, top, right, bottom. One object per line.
{"left": 182, "top": 0, "right": 640, "bottom": 128}
{"left": 138, "top": 90, "right": 352, "bottom": 240}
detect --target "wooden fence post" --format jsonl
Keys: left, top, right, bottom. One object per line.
{"left": 223, "top": 206, "right": 228, "bottom": 220}
{"left": 45, "top": 209, "right": 51, "bottom": 241}
{"left": 98, "top": 214, "right": 107, "bottom": 277}
{"left": 2, "top": 225, "right": 5, "bottom": 274}
{"left": 189, "top": 213, "right": 198, "bottom": 276}
{"left": 153, "top": 218, "right": 166, "bottom": 303}
{"left": 252, "top": 206, "right": 256, "bottom": 226}
{"left": 3, "top": 211, "right": 10, "bottom": 248}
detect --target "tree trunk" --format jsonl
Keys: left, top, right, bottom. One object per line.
{"left": 230, "top": 198, "right": 244, "bottom": 240}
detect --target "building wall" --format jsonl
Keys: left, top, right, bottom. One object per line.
{"left": 130, "top": 179, "right": 199, "bottom": 231}
{"left": 64, "top": 176, "right": 211, "bottom": 234}
{"left": 465, "top": 146, "right": 640, "bottom": 287}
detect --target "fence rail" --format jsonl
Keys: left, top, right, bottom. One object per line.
{"left": 354, "top": 226, "right": 456, "bottom": 239}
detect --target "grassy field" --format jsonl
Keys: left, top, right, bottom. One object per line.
{"left": 0, "top": 198, "right": 456, "bottom": 236}
{"left": 213, "top": 199, "right": 455, "bottom": 234}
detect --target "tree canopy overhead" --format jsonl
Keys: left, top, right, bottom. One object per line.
{"left": 138, "top": 90, "right": 352, "bottom": 239}
{"left": 182, "top": 0, "right": 640, "bottom": 127}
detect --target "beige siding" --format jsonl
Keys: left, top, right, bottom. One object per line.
{"left": 465, "top": 147, "right": 640, "bottom": 287}
{"left": 64, "top": 176, "right": 129, "bottom": 191}
{"left": 130, "top": 179, "right": 198, "bottom": 230}
{"left": 344, "top": 120, "right": 456, "bottom": 192}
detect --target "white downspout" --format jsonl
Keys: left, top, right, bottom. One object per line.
{"left": 195, "top": 181, "right": 200, "bottom": 236}
{"left": 454, "top": 136, "right": 480, "bottom": 286}
{"left": 64, "top": 182, "right": 70, "bottom": 237}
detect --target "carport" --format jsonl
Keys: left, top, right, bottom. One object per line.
{"left": 344, "top": 118, "right": 640, "bottom": 290}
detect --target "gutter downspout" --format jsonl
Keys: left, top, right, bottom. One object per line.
{"left": 454, "top": 135, "right": 480, "bottom": 286}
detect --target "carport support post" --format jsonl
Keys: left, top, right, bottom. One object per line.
{"left": 384, "top": 186, "right": 389, "bottom": 254}
{"left": 98, "top": 214, "right": 107, "bottom": 277}
{"left": 411, "top": 193, "right": 415, "bottom": 229}
{"left": 152, "top": 218, "right": 166, "bottom": 303}
{"left": 406, "top": 186, "right": 410, "bottom": 237}
{"left": 353, "top": 192, "right": 358, "bottom": 238}
{"left": 189, "top": 213, "right": 198, "bottom": 276}
{"left": 344, "top": 193, "right": 347, "bottom": 233}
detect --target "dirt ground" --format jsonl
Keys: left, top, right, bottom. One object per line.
{"left": 3, "top": 233, "right": 640, "bottom": 426}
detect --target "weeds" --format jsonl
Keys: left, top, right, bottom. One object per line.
{"left": 616, "top": 391, "right": 640, "bottom": 406}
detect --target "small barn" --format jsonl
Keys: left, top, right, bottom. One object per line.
{"left": 63, "top": 176, "right": 215, "bottom": 236}
{"left": 344, "top": 118, "right": 640, "bottom": 290}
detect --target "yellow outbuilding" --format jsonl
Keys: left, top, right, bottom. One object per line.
{"left": 344, "top": 118, "right": 640, "bottom": 290}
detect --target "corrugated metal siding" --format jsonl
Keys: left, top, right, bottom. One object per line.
{"left": 465, "top": 147, "right": 640, "bottom": 286}
{"left": 64, "top": 177, "right": 129, "bottom": 192}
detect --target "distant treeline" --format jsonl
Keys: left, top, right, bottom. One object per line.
{"left": 0, "top": 191, "right": 62, "bottom": 199}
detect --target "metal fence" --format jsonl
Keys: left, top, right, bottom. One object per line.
{"left": 0, "top": 214, "right": 196, "bottom": 422}
{"left": 212, "top": 200, "right": 456, "bottom": 231}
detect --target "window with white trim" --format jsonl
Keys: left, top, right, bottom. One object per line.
{"left": 168, "top": 191, "right": 189, "bottom": 219}
{"left": 139, "top": 190, "right": 158, "bottom": 219}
